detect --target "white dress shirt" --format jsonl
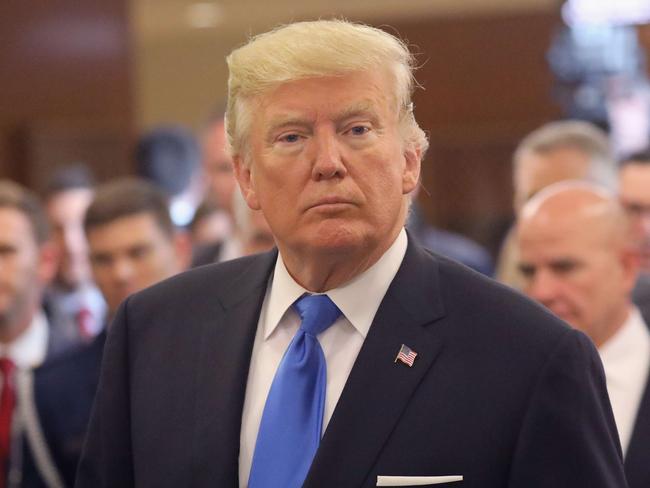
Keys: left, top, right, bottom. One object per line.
{"left": 239, "top": 228, "right": 408, "bottom": 487}
{"left": 599, "top": 307, "right": 650, "bottom": 455}
{"left": 0, "top": 310, "right": 49, "bottom": 369}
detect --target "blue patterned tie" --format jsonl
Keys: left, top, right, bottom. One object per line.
{"left": 248, "top": 294, "right": 342, "bottom": 488}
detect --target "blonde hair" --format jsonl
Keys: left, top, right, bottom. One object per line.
{"left": 225, "top": 19, "right": 428, "bottom": 163}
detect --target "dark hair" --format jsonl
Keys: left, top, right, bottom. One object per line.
{"left": 44, "top": 164, "right": 95, "bottom": 198}
{"left": 84, "top": 177, "right": 174, "bottom": 237}
{"left": 189, "top": 199, "right": 222, "bottom": 232}
{"left": 0, "top": 180, "right": 50, "bottom": 244}
{"left": 620, "top": 149, "right": 650, "bottom": 167}
{"left": 134, "top": 125, "right": 200, "bottom": 197}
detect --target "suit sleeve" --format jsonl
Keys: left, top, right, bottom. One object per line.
{"left": 75, "top": 300, "right": 135, "bottom": 487}
{"left": 508, "top": 329, "right": 628, "bottom": 487}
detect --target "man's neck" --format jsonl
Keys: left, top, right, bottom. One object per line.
{"left": 0, "top": 310, "right": 36, "bottom": 345}
{"left": 279, "top": 230, "right": 403, "bottom": 292}
{"left": 596, "top": 304, "right": 633, "bottom": 349}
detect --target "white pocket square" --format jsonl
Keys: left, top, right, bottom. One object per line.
{"left": 376, "top": 475, "right": 463, "bottom": 486}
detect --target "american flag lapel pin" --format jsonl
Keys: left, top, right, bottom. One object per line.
{"left": 394, "top": 344, "right": 418, "bottom": 367}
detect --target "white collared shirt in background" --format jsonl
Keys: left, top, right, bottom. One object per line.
{"left": 599, "top": 306, "right": 650, "bottom": 455}
{"left": 238, "top": 228, "right": 408, "bottom": 487}
{"left": 0, "top": 310, "right": 49, "bottom": 369}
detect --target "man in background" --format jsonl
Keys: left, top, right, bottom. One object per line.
{"left": 201, "top": 109, "right": 238, "bottom": 223}
{"left": 44, "top": 166, "right": 105, "bottom": 340}
{"left": 517, "top": 181, "right": 650, "bottom": 488}
{"left": 26, "top": 177, "right": 190, "bottom": 487}
{"left": 135, "top": 125, "right": 203, "bottom": 228}
{"left": 619, "top": 149, "right": 650, "bottom": 316}
{"left": 191, "top": 190, "right": 274, "bottom": 267}
{"left": 84, "top": 178, "right": 190, "bottom": 320}
{"left": 0, "top": 180, "right": 78, "bottom": 487}
{"left": 497, "top": 120, "right": 617, "bottom": 287}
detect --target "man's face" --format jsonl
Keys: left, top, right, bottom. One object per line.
{"left": 235, "top": 70, "right": 419, "bottom": 264}
{"left": 0, "top": 208, "right": 53, "bottom": 336}
{"left": 46, "top": 188, "right": 94, "bottom": 289}
{"left": 202, "top": 119, "right": 237, "bottom": 216}
{"left": 517, "top": 214, "right": 635, "bottom": 345}
{"left": 514, "top": 148, "right": 590, "bottom": 213}
{"left": 87, "top": 213, "right": 183, "bottom": 316}
{"left": 619, "top": 163, "right": 650, "bottom": 271}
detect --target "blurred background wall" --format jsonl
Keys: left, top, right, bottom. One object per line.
{"left": 1, "top": 0, "right": 649, "bottom": 255}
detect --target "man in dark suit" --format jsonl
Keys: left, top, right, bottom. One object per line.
{"left": 619, "top": 149, "right": 650, "bottom": 323}
{"left": 23, "top": 178, "right": 189, "bottom": 487}
{"left": 77, "top": 20, "right": 627, "bottom": 487}
{"left": 0, "top": 181, "right": 80, "bottom": 487}
{"left": 517, "top": 181, "right": 650, "bottom": 488}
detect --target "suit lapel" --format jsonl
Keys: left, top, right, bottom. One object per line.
{"left": 190, "top": 251, "right": 277, "bottom": 487}
{"left": 624, "top": 369, "right": 650, "bottom": 487}
{"left": 305, "top": 239, "right": 447, "bottom": 488}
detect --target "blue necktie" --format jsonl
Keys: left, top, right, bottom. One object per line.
{"left": 248, "top": 294, "right": 342, "bottom": 488}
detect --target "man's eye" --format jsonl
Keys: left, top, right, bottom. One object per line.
{"left": 551, "top": 261, "right": 578, "bottom": 274}
{"left": 348, "top": 126, "right": 369, "bottom": 136}
{"left": 518, "top": 264, "right": 535, "bottom": 278}
{"left": 279, "top": 134, "right": 300, "bottom": 143}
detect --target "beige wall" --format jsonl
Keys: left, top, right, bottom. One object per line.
{"left": 130, "top": 0, "right": 557, "bottom": 131}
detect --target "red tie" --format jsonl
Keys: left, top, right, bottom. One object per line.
{"left": 0, "top": 359, "right": 15, "bottom": 488}
{"left": 76, "top": 307, "right": 94, "bottom": 341}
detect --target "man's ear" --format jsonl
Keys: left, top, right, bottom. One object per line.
{"left": 621, "top": 246, "right": 641, "bottom": 295}
{"left": 402, "top": 144, "right": 421, "bottom": 195}
{"left": 233, "top": 155, "right": 261, "bottom": 210}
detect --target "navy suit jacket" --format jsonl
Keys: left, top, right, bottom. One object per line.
{"left": 21, "top": 332, "right": 105, "bottom": 487}
{"left": 625, "top": 371, "right": 650, "bottom": 488}
{"left": 77, "top": 238, "right": 627, "bottom": 487}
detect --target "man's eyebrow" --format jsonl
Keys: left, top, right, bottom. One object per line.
{"left": 265, "top": 116, "right": 313, "bottom": 140}
{"left": 265, "top": 100, "right": 382, "bottom": 139}
{"left": 333, "top": 101, "right": 380, "bottom": 124}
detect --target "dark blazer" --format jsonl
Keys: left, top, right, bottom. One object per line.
{"left": 625, "top": 371, "right": 650, "bottom": 488}
{"left": 19, "top": 332, "right": 105, "bottom": 487}
{"left": 77, "top": 239, "right": 627, "bottom": 487}
{"left": 633, "top": 274, "right": 650, "bottom": 326}
{"left": 42, "top": 298, "right": 84, "bottom": 361}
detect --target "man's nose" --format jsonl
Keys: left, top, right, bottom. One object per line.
{"left": 527, "top": 269, "right": 560, "bottom": 306}
{"left": 111, "top": 258, "right": 134, "bottom": 284}
{"left": 311, "top": 132, "right": 347, "bottom": 181}
{"left": 639, "top": 213, "right": 650, "bottom": 239}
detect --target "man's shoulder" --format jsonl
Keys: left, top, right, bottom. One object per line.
{"left": 412, "top": 245, "right": 575, "bottom": 353}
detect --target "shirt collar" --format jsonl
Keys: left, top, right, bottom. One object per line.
{"left": 599, "top": 306, "right": 650, "bottom": 386}
{"left": 264, "top": 228, "right": 408, "bottom": 340}
{"left": 0, "top": 310, "right": 49, "bottom": 368}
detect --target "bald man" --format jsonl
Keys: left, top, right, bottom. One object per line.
{"left": 497, "top": 121, "right": 616, "bottom": 287}
{"left": 517, "top": 181, "right": 650, "bottom": 488}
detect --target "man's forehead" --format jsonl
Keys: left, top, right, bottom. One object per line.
{"left": 620, "top": 165, "right": 650, "bottom": 192}
{"left": 0, "top": 207, "right": 36, "bottom": 238}
{"left": 88, "top": 213, "right": 168, "bottom": 241}
{"left": 265, "top": 99, "right": 381, "bottom": 124}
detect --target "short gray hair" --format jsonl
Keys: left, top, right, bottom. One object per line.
{"left": 514, "top": 120, "right": 616, "bottom": 190}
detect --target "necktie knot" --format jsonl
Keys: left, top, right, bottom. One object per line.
{"left": 293, "top": 294, "right": 341, "bottom": 337}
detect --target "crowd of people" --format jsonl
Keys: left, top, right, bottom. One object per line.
{"left": 0, "top": 17, "right": 649, "bottom": 488}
